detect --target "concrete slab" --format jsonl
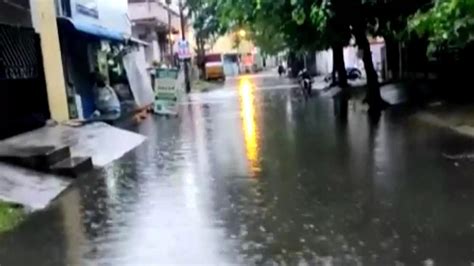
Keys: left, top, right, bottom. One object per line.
{"left": 0, "top": 162, "right": 70, "bottom": 210}
{"left": 0, "top": 122, "right": 146, "bottom": 167}
{"left": 50, "top": 156, "right": 93, "bottom": 177}
{"left": 0, "top": 146, "right": 71, "bottom": 171}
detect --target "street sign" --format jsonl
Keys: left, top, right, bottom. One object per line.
{"left": 154, "top": 68, "right": 181, "bottom": 115}
{"left": 177, "top": 40, "right": 191, "bottom": 60}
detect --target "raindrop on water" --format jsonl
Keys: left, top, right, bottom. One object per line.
{"left": 423, "top": 258, "right": 434, "bottom": 266}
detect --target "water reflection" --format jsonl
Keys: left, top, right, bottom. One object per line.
{"left": 333, "top": 94, "right": 348, "bottom": 122}
{"left": 238, "top": 77, "right": 261, "bottom": 176}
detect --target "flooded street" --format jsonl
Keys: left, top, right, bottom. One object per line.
{"left": 1, "top": 73, "right": 474, "bottom": 265}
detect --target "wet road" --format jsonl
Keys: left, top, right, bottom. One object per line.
{"left": 2, "top": 73, "right": 474, "bottom": 265}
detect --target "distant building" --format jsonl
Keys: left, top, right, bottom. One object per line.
{"left": 208, "top": 33, "right": 274, "bottom": 76}
{"left": 128, "top": 0, "right": 181, "bottom": 66}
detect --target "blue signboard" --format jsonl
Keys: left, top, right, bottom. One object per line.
{"left": 68, "top": 0, "right": 131, "bottom": 37}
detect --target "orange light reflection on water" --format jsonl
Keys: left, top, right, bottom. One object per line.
{"left": 238, "top": 77, "right": 261, "bottom": 177}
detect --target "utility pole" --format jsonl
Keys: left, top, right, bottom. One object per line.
{"left": 165, "top": 0, "right": 174, "bottom": 66}
{"left": 179, "top": 0, "right": 191, "bottom": 93}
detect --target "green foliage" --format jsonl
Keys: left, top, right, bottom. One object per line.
{"left": 195, "top": 0, "right": 288, "bottom": 55}
{"left": 201, "top": 0, "right": 332, "bottom": 54}
{"left": 409, "top": 0, "right": 474, "bottom": 52}
{"left": 0, "top": 202, "right": 24, "bottom": 233}
{"left": 292, "top": 7, "right": 306, "bottom": 25}
{"left": 250, "top": 26, "right": 287, "bottom": 54}
{"left": 187, "top": 0, "right": 226, "bottom": 51}
{"left": 288, "top": 0, "right": 357, "bottom": 49}
{"left": 207, "top": 0, "right": 438, "bottom": 56}
{"left": 310, "top": 4, "right": 328, "bottom": 31}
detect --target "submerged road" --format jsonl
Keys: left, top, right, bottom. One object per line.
{"left": 1, "top": 73, "right": 474, "bottom": 265}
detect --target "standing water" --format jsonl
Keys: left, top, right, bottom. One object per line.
{"left": 1, "top": 74, "right": 474, "bottom": 265}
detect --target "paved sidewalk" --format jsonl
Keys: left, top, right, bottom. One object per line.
{"left": 418, "top": 103, "right": 474, "bottom": 137}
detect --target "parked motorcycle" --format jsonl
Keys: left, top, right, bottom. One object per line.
{"left": 324, "top": 67, "right": 362, "bottom": 83}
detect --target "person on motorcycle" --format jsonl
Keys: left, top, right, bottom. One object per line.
{"left": 278, "top": 64, "right": 286, "bottom": 77}
{"left": 298, "top": 68, "right": 312, "bottom": 97}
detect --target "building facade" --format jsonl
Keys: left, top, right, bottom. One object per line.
{"left": 55, "top": 0, "right": 138, "bottom": 119}
{"left": 128, "top": 0, "right": 181, "bottom": 67}
{"left": 0, "top": 0, "right": 52, "bottom": 139}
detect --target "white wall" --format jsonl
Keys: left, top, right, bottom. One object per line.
{"left": 265, "top": 56, "right": 278, "bottom": 68}
{"left": 315, "top": 43, "right": 385, "bottom": 75}
{"left": 132, "top": 24, "right": 165, "bottom": 66}
{"left": 370, "top": 43, "right": 385, "bottom": 73}
{"left": 344, "top": 46, "right": 362, "bottom": 69}
{"left": 153, "top": 40, "right": 161, "bottom": 61}
{"left": 316, "top": 50, "right": 333, "bottom": 75}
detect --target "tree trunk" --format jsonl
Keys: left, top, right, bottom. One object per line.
{"left": 354, "top": 27, "right": 388, "bottom": 111}
{"left": 196, "top": 37, "right": 206, "bottom": 79}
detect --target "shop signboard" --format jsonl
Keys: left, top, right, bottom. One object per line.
{"left": 69, "top": 0, "right": 131, "bottom": 36}
{"left": 154, "top": 68, "right": 180, "bottom": 115}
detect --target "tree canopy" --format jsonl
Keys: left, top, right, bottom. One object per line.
{"left": 187, "top": 0, "right": 225, "bottom": 52}
{"left": 409, "top": 0, "right": 474, "bottom": 53}
{"left": 210, "top": 0, "right": 334, "bottom": 54}
{"left": 191, "top": 0, "right": 473, "bottom": 110}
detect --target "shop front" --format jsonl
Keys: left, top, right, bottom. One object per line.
{"left": 56, "top": 0, "right": 153, "bottom": 121}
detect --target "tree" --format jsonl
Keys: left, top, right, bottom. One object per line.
{"left": 212, "top": 0, "right": 441, "bottom": 110}
{"left": 187, "top": 0, "right": 225, "bottom": 77}
{"left": 345, "top": 0, "right": 388, "bottom": 109}
{"left": 309, "top": 0, "right": 434, "bottom": 109}
{"left": 409, "top": 0, "right": 474, "bottom": 54}
{"left": 408, "top": 0, "right": 474, "bottom": 100}
{"left": 289, "top": 0, "right": 385, "bottom": 106}
{"left": 320, "top": 0, "right": 351, "bottom": 89}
